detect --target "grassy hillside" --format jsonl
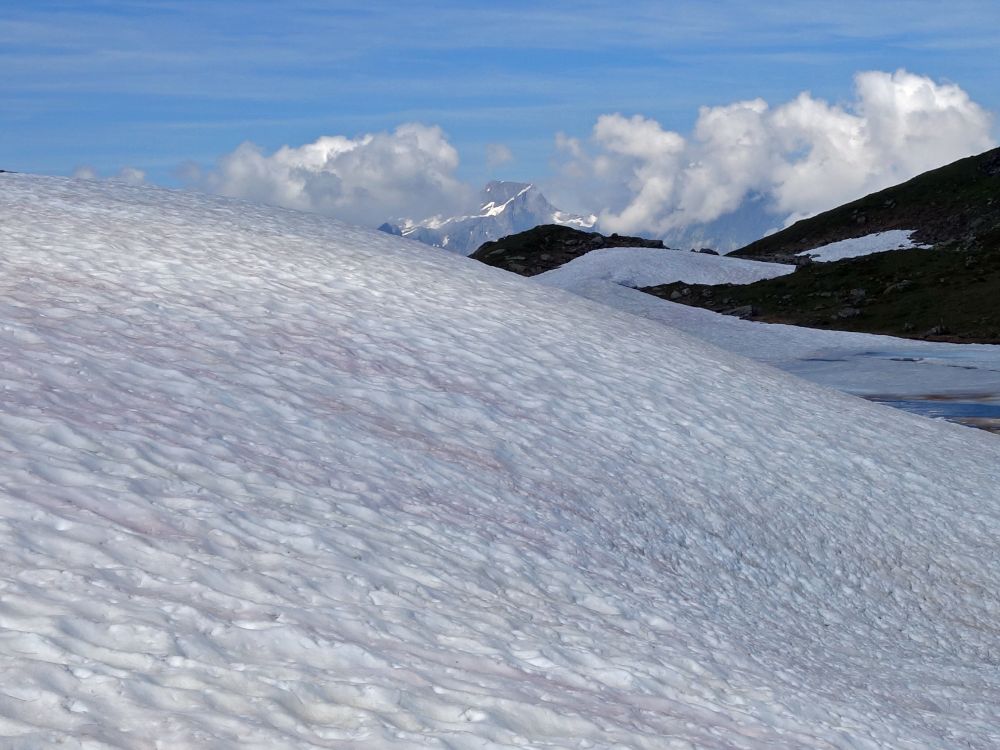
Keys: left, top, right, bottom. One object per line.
{"left": 639, "top": 148, "right": 1000, "bottom": 343}
{"left": 733, "top": 147, "right": 1000, "bottom": 262}
{"left": 644, "top": 227, "right": 1000, "bottom": 343}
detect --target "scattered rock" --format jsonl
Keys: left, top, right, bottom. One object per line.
{"left": 834, "top": 307, "right": 862, "bottom": 319}
{"left": 883, "top": 279, "right": 913, "bottom": 294}
{"left": 723, "top": 305, "right": 756, "bottom": 319}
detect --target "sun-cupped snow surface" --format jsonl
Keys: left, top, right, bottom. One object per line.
{"left": 544, "top": 276, "right": 1000, "bottom": 399}
{"left": 797, "top": 229, "right": 930, "bottom": 262}
{"left": 535, "top": 244, "right": 1000, "bottom": 401}
{"left": 3, "top": 175, "right": 1000, "bottom": 749}
{"left": 538, "top": 246, "right": 794, "bottom": 288}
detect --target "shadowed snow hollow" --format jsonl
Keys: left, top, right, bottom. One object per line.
{"left": 1, "top": 175, "right": 1000, "bottom": 749}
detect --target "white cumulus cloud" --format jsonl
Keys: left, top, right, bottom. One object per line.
{"left": 195, "top": 124, "right": 473, "bottom": 227}
{"left": 552, "top": 70, "right": 995, "bottom": 236}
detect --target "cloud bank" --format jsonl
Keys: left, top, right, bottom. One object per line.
{"left": 194, "top": 124, "right": 472, "bottom": 227}
{"left": 552, "top": 70, "right": 995, "bottom": 235}
{"left": 193, "top": 71, "right": 994, "bottom": 236}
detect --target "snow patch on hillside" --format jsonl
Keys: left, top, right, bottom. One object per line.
{"left": 2, "top": 175, "right": 1000, "bottom": 748}
{"left": 537, "top": 246, "right": 794, "bottom": 289}
{"left": 798, "top": 229, "right": 930, "bottom": 262}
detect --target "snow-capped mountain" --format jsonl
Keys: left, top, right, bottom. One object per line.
{"left": 658, "top": 192, "right": 785, "bottom": 253}
{"left": 4, "top": 174, "right": 1000, "bottom": 747}
{"left": 382, "top": 180, "right": 597, "bottom": 254}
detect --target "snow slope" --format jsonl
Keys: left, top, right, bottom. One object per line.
{"left": 537, "top": 246, "right": 793, "bottom": 288}
{"left": 541, "top": 275, "right": 1000, "bottom": 399}
{"left": 537, "top": 251, "right": 1000, "bottom": 401}
{"left": 3, "top": 175, "right": 1000, "bottom": 748}
{"left": 797, "top": 229, "right": 929, "bottom": 262}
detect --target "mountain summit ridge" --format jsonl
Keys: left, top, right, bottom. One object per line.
{"left": 381, "top": 180, "right": 596, "bottom": 255}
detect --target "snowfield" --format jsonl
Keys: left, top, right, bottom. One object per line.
{"left": 541, "top": 277, "right": 1000, "bottom": 399}
{"left": 2, "top": 175, "right": 1000, "bottom": 749}
{"left": 536, "top": 246, "right": 794, "bottom": 288}
{"left": 534, "top": 248, "right": 1000, "bottom": 401}
{"left": 796, "top": 229, "right": 929, "bottom": 262}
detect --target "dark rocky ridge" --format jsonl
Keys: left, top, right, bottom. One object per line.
{"left": 470, "top": 224, "right": 665, "bottom": 276}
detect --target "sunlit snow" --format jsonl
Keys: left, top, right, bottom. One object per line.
{"left": 797, "top": 229, "right": 930, "bottom": 262}
{"left": 537, "top": 246, "right": 794, "bottom": 288}
{"left": 537, "top": 247, "right": 1000, "bottom": 402}
{"left": 2, "top": 175, "right": 1000, "bottom": 748}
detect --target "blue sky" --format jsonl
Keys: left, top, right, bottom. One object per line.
{"left": 3, "top": 0, "right": 1000, "bottom": 192}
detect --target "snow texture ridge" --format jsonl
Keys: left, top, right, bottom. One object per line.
{"left": 2, "top": 175, "right": 1000, "bottom": 748}
{"left": 534, "top": 268, "right": 1000, "bottom": 399}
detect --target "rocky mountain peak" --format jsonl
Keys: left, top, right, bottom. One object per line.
{"left": 382, "top": 181, "right": 596, "bottom": 255}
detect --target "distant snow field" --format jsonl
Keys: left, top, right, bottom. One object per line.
{"left": 797, "top": 229, "right": 930, "bottom": 262}
{"left": 537, "top": 246, "right": 794, "bottom": 289}
{"left": 2, "top": 175, "right": 1000, "bottom": 748}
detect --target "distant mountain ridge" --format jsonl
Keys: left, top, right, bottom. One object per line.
{"left": 380, "top": 181, "right": 596, "bottom": 255}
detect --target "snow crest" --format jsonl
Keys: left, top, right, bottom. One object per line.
{"left": 2, "top": 175, "right": 1000, "bottom": 748}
